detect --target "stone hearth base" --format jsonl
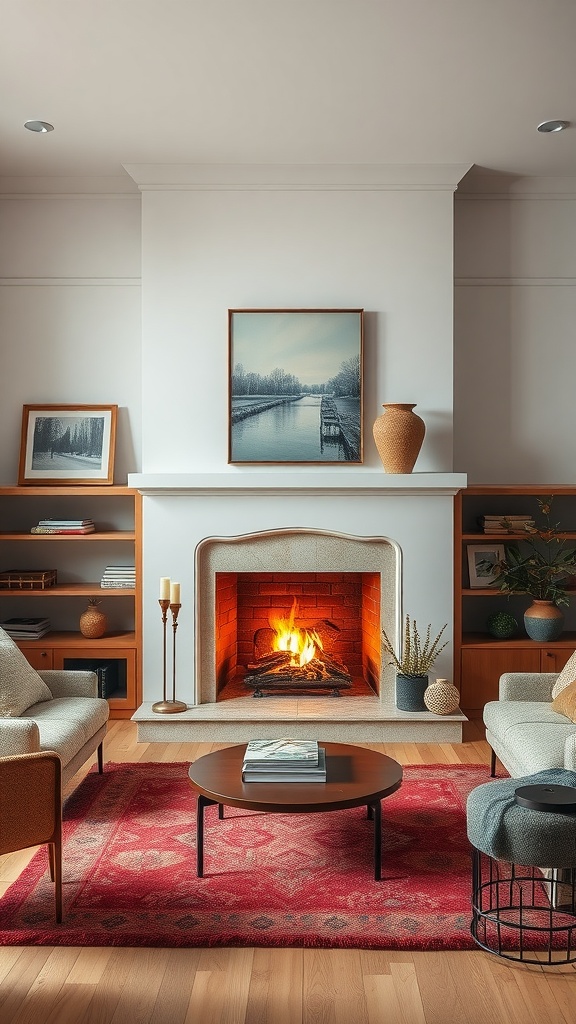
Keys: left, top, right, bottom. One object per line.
{"left": 132, "top": 695, "right": 466, "bottom": 743}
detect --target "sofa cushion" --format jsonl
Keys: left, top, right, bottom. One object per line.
{"left": 551, "top": 649, "right": 576, "bottom": 699}
{"left": 484, "top": 699, "right": 576, "bottom": 773}
{"left": 0, "top": 626, "right": 53, "bottom": 717}
{"left": 551, "top": 678, "right": 576, "bottom": 722}
{"left": 21, "top": 696, "right": 109, "bottom": 766}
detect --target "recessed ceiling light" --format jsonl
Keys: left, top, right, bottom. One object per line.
{"left": 537, "top": 120, "right": 570, "bottom": 133}
{"left": 24, "top": 120, "right": 54, "bottom": 133}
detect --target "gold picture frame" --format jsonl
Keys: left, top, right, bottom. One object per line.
{"left": 18, "top": 404, "right": 117, "bottom": 486}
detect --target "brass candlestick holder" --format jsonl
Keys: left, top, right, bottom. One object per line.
{"left": 152, "top": 598, "right": 187, "bottom": 713}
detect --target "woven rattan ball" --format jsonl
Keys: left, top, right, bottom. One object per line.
{"left": 424, "top": 678, "right": 460, "bottom": 715}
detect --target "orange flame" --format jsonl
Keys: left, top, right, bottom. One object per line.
{"left": 269, "top": 597, "right": 323, "bottom": 667}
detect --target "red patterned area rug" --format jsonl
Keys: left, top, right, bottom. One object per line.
{"left": 0, "top": 761, "right": 491, "bottom": 949}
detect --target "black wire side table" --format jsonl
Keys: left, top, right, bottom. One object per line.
{"left": 468, "top": 780, "right": 576, "bottom": 965}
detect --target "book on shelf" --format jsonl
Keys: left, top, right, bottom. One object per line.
{"left": 242, "top": 747, "right": 327, "bottom": 783}
{"left": 243, "top": 738, "right": 320, "bottom": 766}
{"left": 32, "top": 528, "right": 94, "bottom": 534}
{"left": 38, "top": 519, "right": 94, "bottom": 527}
{"left": 1, "top": 616, "right": 51, "bottom": 639}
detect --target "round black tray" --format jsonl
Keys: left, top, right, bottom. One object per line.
{"left": 514, "top": 783, "right": 576, "bottom": 813}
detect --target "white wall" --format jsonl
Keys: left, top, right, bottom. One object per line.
{"left": 454, "top": 178, "right": 576, "bottom": 484}
{"left": 0, "top": 192, "right": 142, "bottom": 483}
{"left": 136, "top": 170, "right": 460, "bottom": 474}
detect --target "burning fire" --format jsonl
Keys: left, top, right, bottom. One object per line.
{"left": 269, "top": 598, "right": 323, "bottom": 668}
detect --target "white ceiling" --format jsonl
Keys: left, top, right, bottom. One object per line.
{"left": 1, "top": 0, "right": 575, "bottom": 186}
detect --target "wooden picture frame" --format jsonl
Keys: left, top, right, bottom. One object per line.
{"left": 18, "top": 404, "right": 117, "bottom": 486}
{"left": 228, "top": 309, "right": 363, "bottom": 464}
{"left": 467, "top": 543, "right": 505, "bottom": 588}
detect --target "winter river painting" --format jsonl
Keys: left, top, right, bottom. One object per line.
{"left": 228, "top": 310, "right": 363, "bottom": 464}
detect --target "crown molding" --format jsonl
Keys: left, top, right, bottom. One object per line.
{"left": 0, "top": 176, "right": 140, "bottom": 197}
{"left": 123, "top": 163, "right": 472, "bottom": 192}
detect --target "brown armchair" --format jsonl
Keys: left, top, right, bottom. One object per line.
{"left": 0, "top": 750, "right": 63, "bottom": 922}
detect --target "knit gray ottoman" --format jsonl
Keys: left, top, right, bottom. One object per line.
{"left": 466, "top": 768, "right": 576, "bottom": 963}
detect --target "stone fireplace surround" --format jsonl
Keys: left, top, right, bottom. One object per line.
{"left": 129, "top": 471, "right": 467, "bottom": 743}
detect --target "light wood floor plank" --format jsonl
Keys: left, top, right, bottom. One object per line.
{"left": 0, "top": 947, "right": 54, "bottom": 1021}
{"left": 245, "top": 947, "right": 303, "bottom": 1024}
{"left": 108, "top": 948, "right": 172, "bottom": 1024}
{"left": 148, "top": 948, "right": 203, "bottom": 1024}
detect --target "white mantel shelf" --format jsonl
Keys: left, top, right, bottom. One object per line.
{"left": 128, "top": 472, "right": 467, "bottom": 497}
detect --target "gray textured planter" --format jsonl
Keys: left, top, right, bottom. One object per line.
{"left": 395, "top": 674, "right": 428, "bottom": 712}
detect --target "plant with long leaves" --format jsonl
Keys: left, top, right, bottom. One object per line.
{"left": 480, "top": 497, "right": 576, "bottom": 607}
{"left": 381, "top": 615, "right": 449, "bottom": 678}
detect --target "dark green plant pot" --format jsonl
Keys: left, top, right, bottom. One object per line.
{"left": 486, "top": 611, "right": 518, "bottom": 639}
{"left": 396, "top": 674, "right": 428, "bottom": 712}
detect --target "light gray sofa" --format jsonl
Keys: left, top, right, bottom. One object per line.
{"left": 0, "top": 627, "right": 109, "bottom": 788}
{"left": 484, "top": 672, "right": 576, "bottom": 777}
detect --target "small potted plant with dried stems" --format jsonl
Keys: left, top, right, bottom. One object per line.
{"left": 381, "top": 614, "right": 449, "bottom": 711}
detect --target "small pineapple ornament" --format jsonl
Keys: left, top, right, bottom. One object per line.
{"left": 79, "top": 598, "right": 108, "bottom": 639}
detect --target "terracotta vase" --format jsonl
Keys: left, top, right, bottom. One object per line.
{"left": 424, "top": 678, "right": 460, "bottom": 715}
{"left": 372, "top": 404, "right": 425, "bottom": 474}
{"left": 79, "top": 600, "right": 108, "bottom": 639}
{"left": 523, "top": 599, "right": 564, "bottom": 641}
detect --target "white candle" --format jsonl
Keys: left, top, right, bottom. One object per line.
{"left": 160, "top": 577, "right": 170, "bottom": 600}
{"left": 170, "top": 581, "right": 181, "bottom": 604}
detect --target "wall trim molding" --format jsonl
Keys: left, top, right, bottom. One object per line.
{"left": 455, "top": 277, "right": 576, "bottom": 287}
{"left": 0, "top": 277, "right": 141, "bottom": 287}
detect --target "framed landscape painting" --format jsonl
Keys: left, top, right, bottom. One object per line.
{"left": 18, "top": 404, "right": 117, "bottom": 485}
{"left": 228, "top": 309, "right": 363, "bottom": 464}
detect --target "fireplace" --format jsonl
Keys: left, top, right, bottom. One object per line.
{"left": 196, "top": 528, "right": 398, "bottom": 704}
{"left": 129, "top": 471, "right": 466, "bottom": 742}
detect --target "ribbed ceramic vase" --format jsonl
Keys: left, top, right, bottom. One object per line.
{"left": 523, "top": 599, "right": 564, "bottom": 641}
{"left": 395, "top": 674, "right": 428, "bottom": 712}
{"left": 372, "top": 403, "right": 426, "bottom": 473}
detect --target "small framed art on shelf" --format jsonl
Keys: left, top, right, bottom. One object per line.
{"left": 18, "top": 404, "right": 117, "bottom": 486}
{"left": 467, "top": 543, "right": 505, "bottom": 588}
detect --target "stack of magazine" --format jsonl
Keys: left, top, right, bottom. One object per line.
{"left": 0, "top": 616, "right": 51, "bottom": 639}
{"left": 100, "top": 566, "right": 136, "bottom": 589}
{"left": 242, "top": 738, "right": 326, "bottom": 783}
{"left": 31, "top": 519, "right": 95, "bottom": 534}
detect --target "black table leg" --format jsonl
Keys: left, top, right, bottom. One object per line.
{"left": 371, "top": 800, "right": 382, "bottom": 880}
{"left": 196, "top": 795, "right": 217, "bottom": 877}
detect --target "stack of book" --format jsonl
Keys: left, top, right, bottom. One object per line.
{"left": 31, "top": 519, "right": 95, "bottom": 535}
{"left": 477, "top": 514, "right": 535, "bottom": 534}
{"left": 0, "top": 616, "right": 51, "bottom": 639}
{"left": 100, "top": 565, "right": 136, "bottom": 589}
{"left": 241, "top": 738, "right": 327, "bottom": 783}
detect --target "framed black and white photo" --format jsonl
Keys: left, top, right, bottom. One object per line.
{"left": 228, "top": 309, "right": 363, "bottom": 464}
{"left": 18, "top": 404, "right": 117, "bottom": 486}
{"left": 467, "top": 543, "right": 505, "bottom": 588}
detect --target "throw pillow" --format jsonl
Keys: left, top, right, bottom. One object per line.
{"left": 0, "top": 626, "right": 53, "bottom": 717}
{"left": 551, "top": 650, "right": 576, "bottom": 699}
{"left": 551, "top": 678, "right": 576, "bottom": 722}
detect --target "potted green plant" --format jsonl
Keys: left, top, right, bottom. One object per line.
{"left": 381, "top": 615, "right": 448, "bottom": 711}
{"left": 480, "top": 496, "right": 576, "bottom": 641}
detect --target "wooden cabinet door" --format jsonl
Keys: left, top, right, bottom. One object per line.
{"left": 52, "top": 647, "right": 136, "bottom": 712}
{"left": 540, "top": 647, "right": 576, "bottom": 674}
{"left": 460, "top": 648, "right": 541, "bottom": 713}
{"left": 17, "top": 645, "right": 54, "bottom": 670}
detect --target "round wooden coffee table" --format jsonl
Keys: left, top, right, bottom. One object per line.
{"left": 188, "top": 741, "right": 403, "bottom": 880}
